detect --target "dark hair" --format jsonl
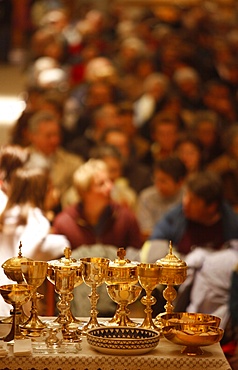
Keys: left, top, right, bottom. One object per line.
{"left": 90, "top": 143, "right": 123, "bottom": 162}
{"left": 0, "top": 167, "right": 50, "bottom": 228}
{"left": 186, "top": 171, "right": 223, "bottom": 205}
{"left": 28, "top": 110, "right": 58, "bottom": 133}
{"left": 154, "top": 156, "right": 187, "bottom": 182}
{"left": 0, "top": 145, "right": 29, "bottom": 183}
{"left": 6, "top": 167, "right": 49, "bottom": 209}
{"left": 175, "top": 133, "right": 203, "bottom": 153}
{"left": 150, "top": 112, "right": 179, "bottom": 135}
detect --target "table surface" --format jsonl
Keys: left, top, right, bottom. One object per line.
{"left": 0, "top": 317, "right": 232, "bottom": 370}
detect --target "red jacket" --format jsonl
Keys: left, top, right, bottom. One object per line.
{"left": 53, "top": 202, "right": 143, "bottom": 250}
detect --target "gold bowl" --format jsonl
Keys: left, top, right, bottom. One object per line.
{"left": 159, "top": 312, "right": 221, "bottom": 327}
{"left": 162, "top": 324, "right": 224, "bottom": 355}
{"left": 87, "top": 326, "right": 160, "bottom": 355}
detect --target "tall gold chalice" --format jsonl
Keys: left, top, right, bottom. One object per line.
{"left": 107, "top": 284, "right": 142, "bottom": 326}
{"left": 105, "top": 248, "right": 139, "bottom": 326}
{"left": 80, "top": 257, "right": 110, "bottom": 332}
{"left": 47, "top": 247, "right": 83, "bottom": 328}
{"left": 0, "top": 284, "right": 33, "bottom": 341}
{"left": 155, "top": 242, "right": 187, "bottom": 327}
{"left": 138, "top": 263, "right": 161, "bottom": 330}
{"left": 20, "top": 261, "right": 48, "bottom": 336}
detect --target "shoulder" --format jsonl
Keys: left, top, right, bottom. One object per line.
{"left": 138, "top": 186, "right": 158, "bottom": 200}
{"left": 54, "top": 204, "right": 80, "bottom": 223}
{"left": 111, "top": 202, "right": 137, "bottom": 220}
{"left": 56, "top": 148, "right": 83, "bottom": 165}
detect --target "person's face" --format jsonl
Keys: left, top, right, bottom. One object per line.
{"left": 104, "top": 132, "right": 130, "bottom": 159}
{"left": 153, "top": 123, "right": 178, "bottom": 151}
{"left": 195, "top": 121, "right": 217, "bottom": 148}
{"left": 154, "top": 169, "right": 182, "bottom": 198}
{"left": 89, "top": 170, "right": 113, "bottom": 201}
{"left": 176, "top": 142, "right": 201, "bottom": 173}
{"left": 30, "top": 120, "right": 61, "bottom": 155}
{"left": 182, "top": 190, "right": 213, "bottom": 222}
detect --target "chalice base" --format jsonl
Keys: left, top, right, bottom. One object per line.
{"left": 20, "top": 315, "right": 46, "bottom": 337}
{"left": 107, "top": 314, "right": 137, "bottom": 327}
{"left": 81, "top": 316, "right": 104, "bottom": 335}
{"left": 1, "top": 308, "right": 28, "bottom": 324}
{"left": 61, "top": 324, "right": 82, "bottom": 342}
{"left": 181, "top": 345, "right": 204, "bottom": 356}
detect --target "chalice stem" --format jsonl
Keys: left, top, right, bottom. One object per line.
{"left": 117, "top": 301, "right": 129, "bottom": 326}
{"left": 56, "top": 293, "right": 69, "bottom": 324}
{"left": 163, "top": 285, "right": 177, "bottom": 314}
{"left": 140, "top": 291, "right": 158, "bottom": 329}
{"left": 88, "top": 285, "right": 99, "bottom": 326}
{"left": 14, "top": 309, "right": 24, "bottom": 339}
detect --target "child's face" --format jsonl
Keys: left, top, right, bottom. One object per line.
{"left": 154, "top": 169, "right": 182, "bottom": 198}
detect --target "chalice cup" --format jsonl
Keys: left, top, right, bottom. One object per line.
{"left": 138, "top": 263, "right": 161, "bottom": 330}
{"left": 0, "top": 284, "right": 33, "bottom": 342}
{"left": 20, "top": 261, "right": 48, "bottom": 336}
{"left": 80, "top": 257, "right": 110, "bottom": 332}
{"left": 107, "top": 284, "right": 142, "bottom": 327}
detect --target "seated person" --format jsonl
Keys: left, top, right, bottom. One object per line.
{"left": 52, "top": 159, "right": 143, "bottom": 250}
{"left": 25, "top": 110, "right": 83, "bottom": 213}
{"left": 176, "top": 242, "right": 238, "bottom": 330}
{"left": 0, "top": 167, "right": 69, "bottom": 316}
{"left": 148, "top": 171, "right": 238, "bottom": 260}
{"left": 207, "top": 125, "right": 238, "bottom": 213}
{"left": 136, "top": 156, "right": 187, "bottom": 241}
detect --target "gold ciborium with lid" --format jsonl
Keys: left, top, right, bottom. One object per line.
{"left": 2, "top": 242, "right": 33, "bottom": 284}
{"left": 105, "top": 248, "right": 140, "bottom": 326}
{"left": 47, "top": 246, "right": 83, "bottom": 341}
{"left": 1, "top": 242, "right": 33, "bottom": 324}
{"left": 156, "top": 242, "right": 187, "bottom": 321}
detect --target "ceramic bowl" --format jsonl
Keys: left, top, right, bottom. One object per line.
{"left": 86, "top": 326, "right": 160, "bottom": 355}
{"left": 159, "top": 312, "right": 221, "bottom": 327}
{"left": 162, "top": 324, "right": 224, "bottom": 355}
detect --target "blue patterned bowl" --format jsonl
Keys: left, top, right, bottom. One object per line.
{"left": 87, "top": 326, "right": 160, "bottom": 355}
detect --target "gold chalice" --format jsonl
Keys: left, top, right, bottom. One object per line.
{"left": 107, "top": 284, "right": 142, "bottom": 327}
{"left": 138, "top": 263, "right": 161, "bottom": 330}
{"left": 47, "top": 247, "right": 83, "bottom": 330}
{"left": 0, "top": 284, "right": 33, "bottom": 341}
{"left": 80, "top": 257, "right": 110, "bottom": 332}
{"left": 20, "top": 261, "right": 48, "bottom": 336}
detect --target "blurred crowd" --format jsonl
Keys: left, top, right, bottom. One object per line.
{"left": 1, "top": 0, "right": 238, "bottom": 367}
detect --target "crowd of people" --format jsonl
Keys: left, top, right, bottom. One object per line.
{"left": 1, "top": 0, "right": 238, "bottom": 367}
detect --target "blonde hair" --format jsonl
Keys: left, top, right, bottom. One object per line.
{"left": 73, "top": 159, "right": 108, "bottom": 197}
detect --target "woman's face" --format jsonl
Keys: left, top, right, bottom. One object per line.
{"left": 89, "top": 170, "right": 113, "bottom": 200}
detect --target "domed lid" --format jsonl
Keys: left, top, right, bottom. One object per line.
{"left": 108, "top": 248, "right": 138, "bottom": 269}
{"left": 48, "top": 246, "right": 81, "bottom": 268}
{"left": 2, "top": 241, "right": 33, "bottom": 271}
{"left": 156, "top": 242, "right": 187, "bottom": 268}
